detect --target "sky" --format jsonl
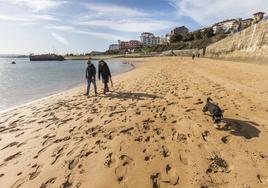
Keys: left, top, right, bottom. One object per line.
{"left": 0, "top": 0, "right": 267, "bottom": 55}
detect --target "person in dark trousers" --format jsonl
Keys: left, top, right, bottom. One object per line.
{"left": 98, "top": 60, "right": 112, "bottom": 94}
{"left": 192, "top": 53, "right": 195, "bottom": 60}
{"left": 85, "top": 60, "right": 97, "bottom": 96}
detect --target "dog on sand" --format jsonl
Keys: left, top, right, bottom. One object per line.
{"left": 202, "top": 97, "right": 223, "bottom": 128}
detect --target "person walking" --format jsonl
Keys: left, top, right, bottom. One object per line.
{"left": 85, "top": 60, "right": 97, "bottom": 96}
{"left": 98, "top": 60, "right": 112, "bottom": 94}
{"left": 192, "top": 52, "right": 196, "bottom": 60}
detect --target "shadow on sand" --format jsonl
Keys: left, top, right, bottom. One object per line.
{"left": 105, "top": 91, "right": 161, "bottom": 100}
{"left": 220, "top": 118, "right": 260, "bottom": 139}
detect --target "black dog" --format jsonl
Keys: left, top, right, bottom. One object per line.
{"left": 202, "top": 97, "right": 223, "bottom": 127}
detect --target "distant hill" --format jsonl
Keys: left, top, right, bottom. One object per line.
{"left": 0, "top": 54, "right": 28, "bottom": 58}
{"left": 88, "top": 51, "right": 105, "bottom": 56}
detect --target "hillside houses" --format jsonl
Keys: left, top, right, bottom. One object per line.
{"left": 107, "top": 11, "right": 266, "bottom": 53}
{"left": 212, "top": 12, "right": 266, "bottom": 34}
{"left": 212, "top": 19, "right": 240, "bottom": 34}
{"left": 253, "top": 12, "right": 265, "bottom": 23}
{"left": 120, "top": 40, "right": 140, "bottom": 50}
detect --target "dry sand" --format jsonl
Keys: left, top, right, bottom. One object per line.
{"left": 0, "top": 57, "right": 268, "bottom": 188}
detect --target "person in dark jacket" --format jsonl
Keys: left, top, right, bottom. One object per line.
{"left": 98, "top": 60, "right": 112, "bottom": 94}
{"left": 85, "top": 60, "right": 97, "bottom": 96}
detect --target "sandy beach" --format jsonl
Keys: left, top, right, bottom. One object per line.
{"left": 0, "top": 57, "right": 268, "bottom": 188}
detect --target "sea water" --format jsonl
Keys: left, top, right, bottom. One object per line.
{"left": 0, "top": 58, "right": 132, "bottom": 111}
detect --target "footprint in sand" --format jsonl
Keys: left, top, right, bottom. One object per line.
{"left": 114, "top": 155, "right": 134, "bottom": 183}
{"left": 150, "top": 173, "right": 161, "bottom": 188}
{"left": 153, "top": 128, "right": 163, "bottom": 135}
{"left": 115, "top": 165, "right": 127, "bottom": 183}
{"left": 29, "top": 165, "right": 41, "bottom": 180}
{"left": 68, "top": 157, "right": 79, "bottom": 170}
{"left": 40, "top": 177, "right": 57, "bottom": 188}
{"left": 202, "top": 131, "right": 210, "bottom": 142}
{"left": 1, "top": 141, "right": 19, "bottom": 150}
{"left": 104, "top": 153, "right": 116, "bottom": 168}
{"left": 161, "top": 145, "right": 170, "bottom": 158}
{"left": 179, "top": 151, "right": 188, "bottom": 166}
{"left": 257, "top": 174, "right": 268, "bottom": 185}
{"left": 176, "top": 133, "right": 188, "bottom": 144}
{"left": 206, "top": 155, "right": 229, "bottom": 174}
{"left": 163, "top": 164, "right": 180, "bottom": 186}
{"left": 221, "top": 135, "right": 231, "bottom": 144}
{"left": 51, "top": 144, "right": 69, "bottom": 165}
{"left": 11, "top": 177, "right": 27, "bottom": 188}
{"left": 15, "top": 132, "right": 25, "bottom": 138}
{"left": 4, "top": 151, "right": 22, "bottom": 162}
{"left": 120, "top": 155, "right": 134, "bottom": 166}
{"left": 134, "top": 135, "right": 143, "bottom": 142}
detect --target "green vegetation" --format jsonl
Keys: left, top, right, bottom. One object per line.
{"left": 138, "top": 27, "right": 227, "bottom": 53}
{"left": 104, "top": 27, "right": 228, "bottom": 54}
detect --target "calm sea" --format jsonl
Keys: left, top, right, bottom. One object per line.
{"left": 0, "top": 58, "right": 132, "bottom": 111}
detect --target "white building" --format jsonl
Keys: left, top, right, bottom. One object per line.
{"left": 212, "top": 19, "right": 240, "bottom": 34}
{"left": 161, "top": 34, "right": 170, "bottom": 44}
{"left": 109, "top": 44, "right": 119, "bottom": 51}
{"left": 140, "top": 32, "right": 161, "bottom": 46}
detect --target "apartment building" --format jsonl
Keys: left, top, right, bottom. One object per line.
{"left": 140, "top": 32, "right": 161, "bottom": 46}
{"left": 109, "top": 44, "right": 119, "bottom": 51}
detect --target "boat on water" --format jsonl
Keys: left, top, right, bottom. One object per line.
{"left": 29, "top": 54, "right": 65, "bottom": 61}
{"left": 11, "top": 61, "right": 16, "bottom": 64}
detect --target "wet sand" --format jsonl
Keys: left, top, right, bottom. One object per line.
{"left": 0, "top": 57, "right": 268, "bottom": 188}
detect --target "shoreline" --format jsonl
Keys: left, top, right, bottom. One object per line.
{"left": 0, "top": 57, "right": 268, "bottom": 188}
{"left": 0, "top": 61, "right": 135, "bottom": 115}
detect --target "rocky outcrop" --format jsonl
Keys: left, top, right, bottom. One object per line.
{"left": 204, "top": 20, "right": 268, "bottom": 63}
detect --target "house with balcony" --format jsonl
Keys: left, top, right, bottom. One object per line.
{"left": 212, "top": 19, "right": 241, "bottom": 34}
{"left": 118, "top": 40, "right": 141, "bottom": 51}
{"left": 129, "top": 40, "right": 141, "bottom": 49}
{"left": 212, "top": 12, "right": 266, "bottom": 34}
{"left": 140, "top": 32, "right": 161, "bottom": 46}
{"left": 253, "top": 12, "right": 265, "bottom": 23}
{"left": 239, "top": 18, "right": 253, "bottom": 30}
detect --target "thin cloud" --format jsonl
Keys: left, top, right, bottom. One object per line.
{"left": 47, "top": 25, "right": 74, "bottom": 31}
{"left": 77, "top": 3, "right": 174, "bottom": 33}
{"left": 0, "top": 13, "right": 57, "bottom": 22}
{"left": 7, "top": 0, "right": 67, "bottom": 12}
{"left": 51, "top": 32, "right": 69, "bottom": 45}
{"left": 47, "top": 25, "right": 128, "bottom": 42}
{"left": 73, "top": 30, "right": 130, "bottom": 41}
{"left": 168, "top": 0, "right": 268, "bottom": 26}
{"left": 77, "top": 18, "right": 174, "bottom": 33}
{"left": 85, "top": 3, "right": 148, "bottom": 17}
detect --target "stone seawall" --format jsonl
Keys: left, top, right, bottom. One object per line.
{"left": 205, "top": 19, "right": 268, "bottom": 63}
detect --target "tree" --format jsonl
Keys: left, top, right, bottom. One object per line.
{"left": 202, "top": 28, "right": 214, "bottom": 38}
{"left": 193, "top": 30, "right": 202, "bottom": 40}
{"left": 183, "top": 32, "right": 194, "bottom": 42}
{"left": 170, "top": 34, "right": 183, "bottom": 43}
